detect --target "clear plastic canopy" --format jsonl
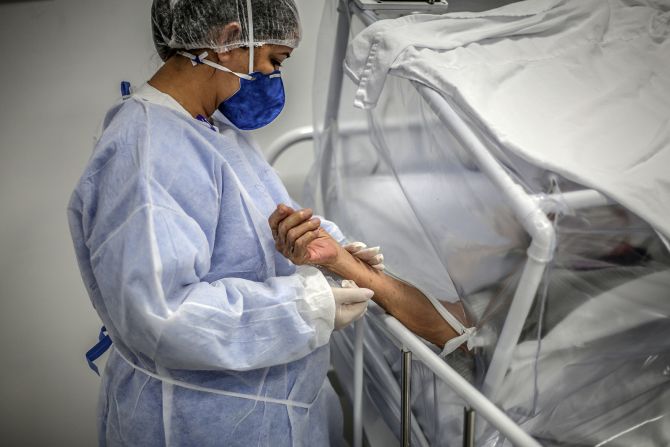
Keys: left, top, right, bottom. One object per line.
{"left": 151, "top": 0, "right": 301, "bottom": 61}
{"left": 308, "top": 1, "right": 670, "bottom": 445}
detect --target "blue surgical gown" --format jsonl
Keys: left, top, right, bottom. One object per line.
{"left": 67, "top": 97, "right": 346, "bottom": 446}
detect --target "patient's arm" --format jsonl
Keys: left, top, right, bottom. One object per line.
{"left": 267, "top": 204, "right": 467, "bottom": 348}
{"left": 268, "top": 205, "right": 468, "bottom": 348}
{"left": 317, "top": 230, "right": 467, "bottom": 348}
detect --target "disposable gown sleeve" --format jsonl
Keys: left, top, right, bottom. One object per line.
{"left": 86, "top": 145, "right": 336, "bottom": 372}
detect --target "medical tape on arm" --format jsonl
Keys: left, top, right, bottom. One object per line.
{"left": 114, "top": 347, "right": 317, "bottom": 409}
{"left": 385, "top": 270, "right": 476, "bottom": 357}
{"left": 440, "top": 327, "right": 476, "bottom": 358}
{"left": 420, "top": 293, "right": 477, "bottom": 358}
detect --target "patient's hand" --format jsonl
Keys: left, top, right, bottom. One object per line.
{"left": 268, "top": 204, "right": 343, "bottom": 265}
{"left": 305, "top": 228, "right": 341, "bottom": 265}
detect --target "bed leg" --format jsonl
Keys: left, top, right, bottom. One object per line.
{"left": 402, "top": 349, "right": 412, "bottom": 446}
{"left": 463, "top": 407, "right": 476, "bottom": 447}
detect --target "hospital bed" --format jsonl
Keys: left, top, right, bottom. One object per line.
{"left": 269, "top": 0, "right": 670, "bottom": 445}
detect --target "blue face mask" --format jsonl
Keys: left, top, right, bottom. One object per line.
{"left": 217, "top": 70, "right": 285, "bottom": 130}
{"left": 179, "top": 51, "right": 286, "bottom": 130}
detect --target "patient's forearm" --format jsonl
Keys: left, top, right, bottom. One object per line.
{"left": 323, "top": 249, "right": 465, "bottom": 347}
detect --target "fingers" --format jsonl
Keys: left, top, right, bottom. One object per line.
{"left": 343, "top": 242, "right": 367, "bottom": 254}
{"left": 370, "top": 254, "right": 384, "bottom": 265}
{"left": 332, "top": 287, "right": 374, "bottom": 305}
{"left": 277, "top": 208, "right": 313, "bottom": 247}
{"left": 269, "top": 205, "right": 320, "bottom": 266}
{"left": 344, "top": 243, "right": 384, "bottom": 268}
{"left": 334, "top": 300, "right": 369, "bottom": 330}
{"left": 353, "top": 287, "right": 374, "bottom": 302}
{"left": 341, "top": 280, "right": 358, "bottom": 289}
{"left": 350, "top": 245, "right": 385, "bottom": 271}
{"left": 332, "top": 286, "right": 372, "bottom": 330}
{"left": 351, "top": 302, "right": 368, "bottom": 321}
{"left": 268, "top": 204, "right": 294, "bottom": 240}
{"left": 340, "top": 301, "right": 368, "bottom": 324}
{"left": 285, "top": 217, "right": 320, "bottom": 251}
{"left": 353, "top": 246, "right": 381, "bottom": 262}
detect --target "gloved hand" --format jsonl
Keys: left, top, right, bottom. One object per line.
{"left": 343, "top": 242, "right": 385, "bottom": 271}
{"left": 332, "top": 280, "right": 373, "bottom": 330}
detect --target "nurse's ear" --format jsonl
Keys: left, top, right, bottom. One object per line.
{"left": 216, "top": 23, "right": 251, "bottom": 72}
{"left": 215, "top": 22, "right": 242, "bottom": 65}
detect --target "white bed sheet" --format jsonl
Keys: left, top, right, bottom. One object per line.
{"left": 344, "top": 0, "right": 670, "bottom": 239}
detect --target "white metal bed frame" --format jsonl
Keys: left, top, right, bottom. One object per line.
{"left": 268, "top": 1, "right": 615, "bottom": 445}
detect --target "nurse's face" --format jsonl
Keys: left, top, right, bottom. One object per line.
{"left": 216, "top": 44, "right": 293, "bottom": 75}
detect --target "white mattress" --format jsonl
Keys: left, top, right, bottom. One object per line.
{"left": 344, "top": 0, "right": 670, "bottom": 239}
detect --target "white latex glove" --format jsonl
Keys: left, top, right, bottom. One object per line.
{"left": 344, "top": 242, "right": 385, "bottom": 271}
{"left": 332, "top": 280, "right": 373, "bottom": 330}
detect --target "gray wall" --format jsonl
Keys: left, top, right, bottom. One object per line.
{"left": 0, "top": 0, "right": 324, "bottom": 445}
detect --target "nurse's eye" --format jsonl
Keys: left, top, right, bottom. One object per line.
{"left": 271, "top": 59, "right": 283, "bottom": 69}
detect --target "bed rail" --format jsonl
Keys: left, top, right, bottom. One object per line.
{"left": 377, "top": 313, "right": 543, "bottom": 447}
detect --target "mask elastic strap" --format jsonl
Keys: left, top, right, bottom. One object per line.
{"left": 246, "top": 0, "right": 254, "bottom": 74}
{"left": 177, "top": 51, "right": 254, "bottom": 81}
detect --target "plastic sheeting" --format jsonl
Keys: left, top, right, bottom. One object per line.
{"left": 344, "top": 0, "right": 670, "bottom": 242}
{"left": 308, "top": 1, "right": 670, "bottom": 445}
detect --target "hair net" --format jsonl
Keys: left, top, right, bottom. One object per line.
{"left": 151, "top": 0, "right": 302, "bottom": 61}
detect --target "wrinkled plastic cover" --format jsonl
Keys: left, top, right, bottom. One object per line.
{"left": 344, "top": 0, "right": 670, "bottom": 241}
{"left": 309, "top": 1, "right": 670, "bottom": 445}
{"left": 151, "top": 0, "right": 301, "bottom": 60}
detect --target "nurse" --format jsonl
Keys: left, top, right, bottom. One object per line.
{"left": 68, "top": 0, "right": 375, "bottom": 445}
{"left": 68, "top": 0, "right": 471, "bottom": 444}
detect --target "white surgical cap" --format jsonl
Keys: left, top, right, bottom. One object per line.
{"left": 151, "top": 0, "right": 302, "bottom": 61}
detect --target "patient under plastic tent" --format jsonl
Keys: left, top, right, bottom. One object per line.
{"left": 319, "top": 81, "right": 670, "bottom": 444}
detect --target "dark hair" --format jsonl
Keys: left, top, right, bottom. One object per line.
{"left": 151, "top": 0, "right": 178, "bottom": 61}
